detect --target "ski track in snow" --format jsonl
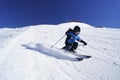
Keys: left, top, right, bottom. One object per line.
{"left": 0, "top": 22, "right": 120, "bottom": 80}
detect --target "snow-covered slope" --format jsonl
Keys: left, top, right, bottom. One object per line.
{"left": 0, "top": 22, "right": 120, "bottom": 80}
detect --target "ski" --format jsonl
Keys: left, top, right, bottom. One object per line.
{"left": 62, "top": 48, "right": 92, "bottom": 61}
{"left": 76, "top": 58, "right": 83, "bottom": 61}
{"left": 75, "top": 56, "right": 91, "bottom": 61}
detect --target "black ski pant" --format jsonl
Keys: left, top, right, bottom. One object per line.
{"left": 65, "top": 42, "right": 78, "bottom": 50}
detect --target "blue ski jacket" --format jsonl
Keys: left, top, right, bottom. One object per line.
{"left": 65, "top": 29, "right": 81, "bottom": 43}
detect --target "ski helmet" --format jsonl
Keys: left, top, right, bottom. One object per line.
{"left": 73, "top": 26, "right": 81, "bottom": 33}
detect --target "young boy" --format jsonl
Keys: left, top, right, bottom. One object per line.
{"left": 63, "top": 26, "right": 87, "bottom": 52}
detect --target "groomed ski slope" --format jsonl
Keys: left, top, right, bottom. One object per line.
{"left": 0, "top": 22, "right": 120, "bottom": 80}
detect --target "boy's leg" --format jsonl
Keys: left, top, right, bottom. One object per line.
{"left": 63, "top": 37, "right": 73, "bottom": 50}
{"left": 65, "top": 43, "right": 73, "bottom": 50}
{"left": 71, "top": 42, "right": 78, "bottom": 50}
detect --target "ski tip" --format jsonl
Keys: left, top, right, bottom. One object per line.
{"left": 76, "top": 56, "right": 92, "bottom": 61}
{"left": 86, "top": 56, "right": 92, "bottom": 58}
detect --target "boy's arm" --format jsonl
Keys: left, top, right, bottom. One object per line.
{"left": 65, "top": 29, "right": 73, "bottom": 36}
{"left": 79, "top": 40, "right": 87, "bottom": 46}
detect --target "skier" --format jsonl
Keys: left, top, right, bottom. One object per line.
{"left": 63, "top": 26, "right": 87, "bottom": 52}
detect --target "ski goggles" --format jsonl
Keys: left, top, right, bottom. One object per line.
{"left": 75, "top": 31, "right": 80, "bottom": 34}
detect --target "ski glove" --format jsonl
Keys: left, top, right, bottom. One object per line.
{"left": 80, "top": 40, "right": 87, "bottom": 46}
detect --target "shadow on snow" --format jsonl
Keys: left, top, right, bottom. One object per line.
{"left": 22, "top": 43, "right": 78, "bottom": 62}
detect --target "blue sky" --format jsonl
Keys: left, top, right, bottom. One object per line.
{"left": 0, "top": 0, "right": 120, "bottom": 28}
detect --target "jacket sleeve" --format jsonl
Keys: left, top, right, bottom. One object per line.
{"left": 79, "top": 40, "right": 87, "bottom": 45}
{"left": 65, "top": 29, "right": 73, "bottom": 37}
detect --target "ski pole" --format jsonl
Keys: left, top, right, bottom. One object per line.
{"left": 51, "top": 35, "right": 65, "bottom": 48}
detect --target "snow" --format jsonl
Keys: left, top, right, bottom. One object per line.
{"left": 0, "top": 22, "right": 120, "bottom": 80}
